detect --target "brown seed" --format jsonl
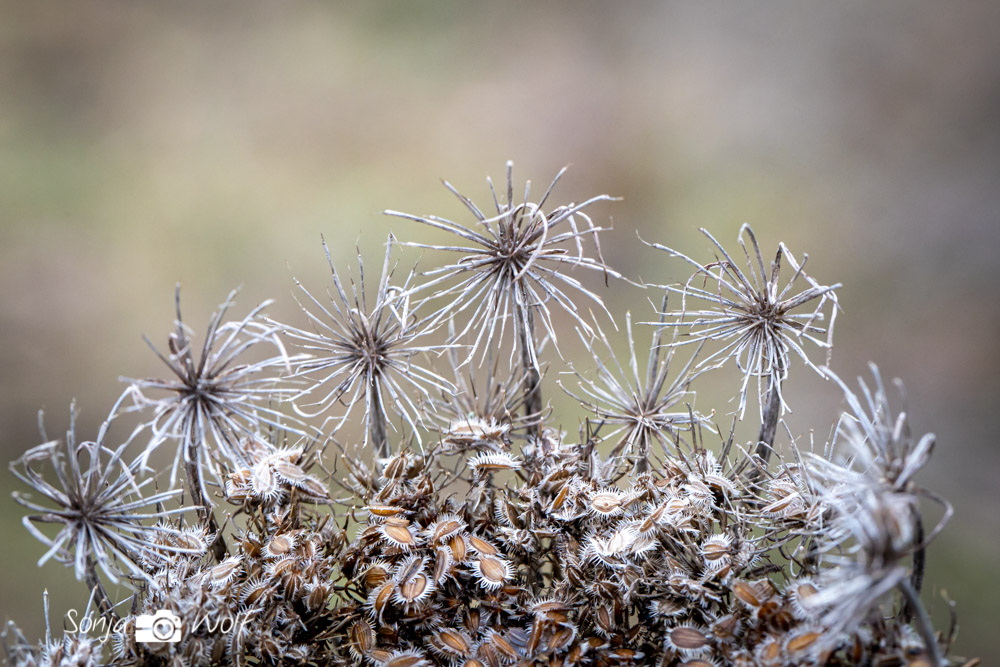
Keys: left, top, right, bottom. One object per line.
{"left": 433, "top": 547, "right": 453, "bottom": 583}
{"left": 372, "top": 582, "right": 393, "bottom": 620}
{"left": 549, "top": 483, "right": 570, "bottom": 512}
{"left": 430, "top": 518, "right": 464, "bottom": 543}
{"left": 267, "top": 534, "right": 292, "bottom": 556}
{"left": 368, "top": 649, "right": 390, "bottom": 663}
{"left": 468, "top": 452, "right": 520, "bottom": 471}
{"left": 382, "top": 521, "right": 415, "bottom": 547}
{"left": 476, "top": 555, "right": 510, "bottom": 588}
{"left": 590, "top": 491, "right": 623, "bottom": 515}
{"left": 464, "top": 607, "right": 481, "bottom": 634}
{"left": 399, "top": 573, "right": 431, "bottom": 603}
{"left": 669, "top": 626, "right": 709, "bottom": 651}
{"left": 363, "top": 563, "right": 389, "bottom": 589}
{"left": 703, "top": 542, "right": 730, "bottom": 561}
{"left": 548, "top": 625, "right": 574, "bottom": 650}
{"left": 533, "top": 599, "right": 572, "bottom": 616}
{"left": 272, "top": 461, "right": 307, "bottom": 484}
{"left": 711, "top": 614, "right": 740, "bottom": 640}
{"left": 449, "top": 534, "right": 468, "bottom": 561}
{"left": 208, "top": 558, "right": 241, "bottom": 586}
{"left": 383, "top": 653, "right": 429, "bottom": 667}
{"left": 306, "top": 583, "right": 328, "bottom": 610}
{"left": 764, "top": 642, "right": 781, "bottom": 661}
{"left": 468, "top": 535, "right": 498, "bottom": 555}
{"left": 267, "top": 557, "right": 296, "bottom": 576}
{"left": 794, "top": 581, "right": 818, "bottom": 600}
{"left": 395, "top": 555, "right": 426, "bottom": 583}
{"left": 786, "top": 631, "right": 822, "bottom": 653}
{"left": 366, "top": 504, "right": 408, "bottom": 517}
{"left": 348, "top": 619, "right": 374, "bottom": 658}
{"left": 595, "top": 606, "right": 614, "bottom": 634}
{"left": 681, "top": 661, "right": 717, "bottom": 667}
{"left": 732, "top": 581, "right": 761, "bottom": 607}
{"left": 299, "top": 477, "right": 329, "bottom": 499}
{"left": 477, "top": 643, "right": 500, "bottom": 667}
{"left": 487, "top": 631, "right": 518, "bottom": 660}
{"left": 433, "top": 629, "right": 471, "bottom": 657}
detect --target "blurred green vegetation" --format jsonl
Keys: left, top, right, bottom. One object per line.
{"left": 2, "top": 0, "right": 998, "bottom": 661}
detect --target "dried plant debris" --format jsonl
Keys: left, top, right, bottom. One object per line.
{"left": 3, "top": 165, "right": 975, "bottom": 666}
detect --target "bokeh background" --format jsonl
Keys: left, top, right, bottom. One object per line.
{"left": 2, "top": 1, "right": 998, "bottom": 661}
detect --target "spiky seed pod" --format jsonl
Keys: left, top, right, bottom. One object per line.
{"left": 468, "top": 452, "right": 521, "bottom": 474}
{"left": 483, "top": 630, "right": 519, "bottom": 663}
{"left": 380, "top": 517, "right": 417, "bottom": 550}
{"left": 425, "top": 515, "right": 465, "bottom": 544}
{"left": 367, "top": 582, "right": 394, "bottom": 623}
{"left": 473, "top": 555, "right": 513, "bottom": 590}
{"left": 380, "top": 649, "right": 433, "bottom": 667}
{"left": 665, "top": 625, "right": 711, "bottom": 657}
{"left": 206, "top": 556, "right": 242, "bottom": 589}
{"left": 587, "top": 489, "right": 627, "bottom": 518}
{"left": 701, "top": 534, "right": 733, "bottom": 571}
{"left": 349, "top": 619, "right": 375, "bottom": 660}
{"left": 429, "top": 629, "right": 473, "bottom": 659}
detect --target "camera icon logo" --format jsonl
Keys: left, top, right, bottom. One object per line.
{"left": 134, "top": 609, "right": 182, "bottom": 643}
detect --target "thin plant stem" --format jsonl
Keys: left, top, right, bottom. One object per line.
{"left": 83, "top": 555, "right": 117, "bottom": 620}
{"left": 519, "top": 308, "right": 542, "bottom": 437}
{"left": 747, "top": 363, "right": 783, "bottom": 484}
{"left": 184, "top": 440, "right": 226, "bottom": 561}
{"left": 898, "top": 577, "right": 943, "bottom": 667}
{"left": 902, "top": 513, "right": 926, "bottom": 623}
{"left": 369, "top": 384, "right": 389, "bottom": 460}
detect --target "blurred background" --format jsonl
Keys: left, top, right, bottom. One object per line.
{"left": 2, "top": 0, "right": 998, "bottom": 661}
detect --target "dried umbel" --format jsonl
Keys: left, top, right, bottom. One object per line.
{"left": 4, "top": 164, "right": 973, "bottom": 667}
